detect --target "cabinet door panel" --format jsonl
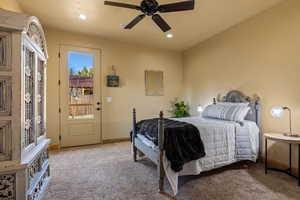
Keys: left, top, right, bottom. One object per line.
{"left": 0, "top": 32, "right": 11, "bottom": 71}
{"left": 24, "top": 47, "right": 35, "bottom": 147}
{"left": 0, "top": 121, "right": 12, "bottom": 161}
{"left": 37, "top": 58, "right": 45, "bottom": 137}
{"left": 0, "top": 76, "right": 12, "bottom": 116}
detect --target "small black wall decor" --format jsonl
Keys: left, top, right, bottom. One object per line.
{"left": 107, "top": 75, "right": 119, "bottom": 87}
{"left": 107, "top": 65, "right": 119, "bottom": 87}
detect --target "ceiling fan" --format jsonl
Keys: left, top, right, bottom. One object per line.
{"left": 104, "top": 0, "right": 195, "bottom": 32}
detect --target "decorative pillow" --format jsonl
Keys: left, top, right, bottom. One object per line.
{"left": 202, "top": 103, "right": 250, "bottom": 122}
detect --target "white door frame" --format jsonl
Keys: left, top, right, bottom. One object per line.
{"left": 59, "top": 45, "right": 102, "bottom": 147}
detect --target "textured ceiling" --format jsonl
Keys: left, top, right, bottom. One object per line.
{"left": 17, "top": 0, "right": 284, "bottom": 51}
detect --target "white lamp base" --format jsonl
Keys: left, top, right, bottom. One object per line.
{"left": 283, "top": 133, "right": 300, "bottom": 138}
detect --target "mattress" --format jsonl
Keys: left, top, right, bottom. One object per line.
{"left": 136, "top": 116, "right": 260, "bottom": 195}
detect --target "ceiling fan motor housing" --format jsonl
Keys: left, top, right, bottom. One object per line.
{"left": 141, "top": 0, "right": 159, "bottom": 16}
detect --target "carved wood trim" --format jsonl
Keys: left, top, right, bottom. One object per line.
{"left": 27, "top": 148, "right": 49, "bottom": 187}
{"left": 0, "top": 173, "right": 16, "bottom": 200}
{"left": 27, "top": 165, "right": 50, "bottom": 200}
{"left": 24, "top": 17, "right": 48, "bottom": 59}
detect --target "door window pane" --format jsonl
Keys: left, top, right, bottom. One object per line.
{"left": 68, "top": 52, "right": 94, "bottom": 120}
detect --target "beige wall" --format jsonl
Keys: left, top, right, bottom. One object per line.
{"left": 183, "top": 0, "right": 300, "bottom": 171}
{"left": 45, "top": 28, "right": 183, "bottom": 144}
{"left": 0, "top": 0, "right": 22, "bottom": 12}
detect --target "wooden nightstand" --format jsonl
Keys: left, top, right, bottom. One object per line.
{"left": 264, "top": 133, "right": 300, "bottom": 186}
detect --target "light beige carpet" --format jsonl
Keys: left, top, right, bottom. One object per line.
{"left": 44, "top": 142, "right": 300, "bottom": 200}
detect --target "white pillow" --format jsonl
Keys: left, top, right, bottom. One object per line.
{"left": 202, "top": 103, "right": 250, "bottom": 122}
{"left": 236, "top": 106, "right": 250, "bottom": 121}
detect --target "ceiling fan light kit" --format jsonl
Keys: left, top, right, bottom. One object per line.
{"left": 166, "top": 33, "right": 174, "bottom": 38}
{"left": 104, "top": 0, "right": 195, "bottom": 32}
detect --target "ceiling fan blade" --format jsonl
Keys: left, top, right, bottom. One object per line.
{"left": 104, "top": 1, "right": 141, "bottom": 10}
{"left": 125, "top": 14, "right": 146, "bottom": 29}
{"left": 152, "top": 14, "right": 171, "bottom": 32}
{"left": 158, "top": 0, "right": 194, "bottom": 13}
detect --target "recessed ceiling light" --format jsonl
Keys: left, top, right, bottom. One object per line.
{"left": 166, "top": 33, "right": 174, "bottom": 38}
{"left": 79, "top": 14, "right": 87, "bottom": 20}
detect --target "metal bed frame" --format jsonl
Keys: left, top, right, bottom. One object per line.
{"left": 131, "top": 90, "right": 261, "bottom": 194}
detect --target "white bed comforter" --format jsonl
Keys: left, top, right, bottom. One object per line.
{"left": 162, "top": 117, "right": 260, "bottom": 195}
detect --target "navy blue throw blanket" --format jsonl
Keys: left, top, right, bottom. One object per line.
{"left": 132, "top": 118, "right": 206, "bottom": 172}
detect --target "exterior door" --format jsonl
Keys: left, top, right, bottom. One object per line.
{"left": 59, "top": 45, "right": 101, "bottom": 147}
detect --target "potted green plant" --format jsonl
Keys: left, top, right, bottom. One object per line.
{"left": 169, "top": 99, "right": 190, "bottom": 118}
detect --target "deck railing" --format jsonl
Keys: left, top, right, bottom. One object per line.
{"left": 69, "top": 95, "right": 94, "bottom": 119}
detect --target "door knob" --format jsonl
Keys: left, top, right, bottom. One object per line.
{"left": 97, "top": 102, "right": 101, "bottom": 105}
{"left": 96, "top": 108, "right": 101, "bottom": 111}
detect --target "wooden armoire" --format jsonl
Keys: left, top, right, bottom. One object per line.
{"left": 0, "top": 9, "right": 50, "bottom": 200}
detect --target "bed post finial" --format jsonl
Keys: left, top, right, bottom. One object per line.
{"left": 133, "top": 108, "right": 136, "bottom": 120}
{"left": 132, "top": 108, "right": 137, "bottom": 162}
{"left": 133, "top": 108, "right": 137, "bottom": 131}
{"left": 158, "top": 111, "right": 164, "bottom": 151}
{"left": 159, "top": 111, "right": 164, "bottom": 119}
